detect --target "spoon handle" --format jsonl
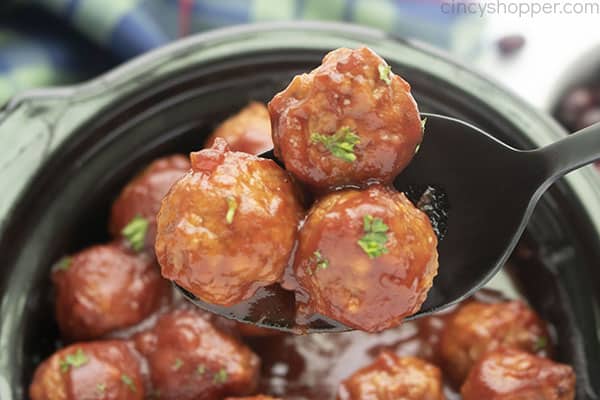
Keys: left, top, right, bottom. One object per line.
{"left": 538, "top": 122, "right": 600, "bottom": 182}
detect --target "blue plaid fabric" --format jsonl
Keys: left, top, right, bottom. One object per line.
{"left": 0, "top": 0, "right": 481, "bottom": 104}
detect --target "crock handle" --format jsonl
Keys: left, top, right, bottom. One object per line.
{"left": 0, "top": 88, "right": 102, "bottom": 222}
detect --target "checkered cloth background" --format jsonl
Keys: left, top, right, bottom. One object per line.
{"left": 0, "top": 0, "right": 481, "bottom": 104}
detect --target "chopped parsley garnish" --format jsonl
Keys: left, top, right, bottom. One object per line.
{"left": 121, "top": 215, "right": 148, "bottom": 252}
{"left": 213, "top": 368, "right": 228, "bottom": 384}
{"left": 196, "top": 364, "right": 206, "bottom": 376}
{"left": 313, "top": 250, "right": 329, "bottom": 270}
{"left": 311, "top": 126, "right": 360, "bottom": 163}
{"left": 378, "top": 63, "right": 392, "bottom": 85}
{"left": 534, "top": 336, "right": 548, "bottom": 351}
{"left": 59, "top": 348, "right": 88, "bottom": 373}
{"left": 121, "top": 374, "right": 137, "bottom": 392}
{"left": 226, "top": 197, "right": 237, "bottom": 224}
{"left": 357, "top": 215, "right": 389, "bottom": 259}
{"left": 172, "top": 358, "right": 183, "bottom": 371}
{"left": 54, "top": 256, "right": 72, "bottom": 272}
{"left": 96, "top": 383, "right": 106, "bottom": 394}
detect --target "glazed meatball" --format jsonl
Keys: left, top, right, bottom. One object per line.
{"left": 29, "top": 341, "right": 144, "bottom": 400}
{"left": 110, "top": 154, "right": 190, "bottom": 252}
{"left": 133, "top": 307, "right": 260, "bottom": 400}
{"left": 293, "top": 185, "right": 438, "bottom": 332}
{"left": 155, "top": 138, "right": 303, "bottom": 306}
{"left": 205, "top": 102, "right": 273, "bottom": 155}
{"left": 337, "top": 352, "right": 444, "bottom": 400}
{"left": 439, "top": 300, "right": 550, "bottom": 385}
{"left": 461, "top": 348, "right": 575, "bottom": 400}
{"left": 52, "top": 243, "right": 171, "bottom": 340}
{"left": 269, "top": 47, "right": 423, "bottom": 190}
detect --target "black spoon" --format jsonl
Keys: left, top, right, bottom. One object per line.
{"left": 177, "top": 113, "right": 600, "bottom": 333}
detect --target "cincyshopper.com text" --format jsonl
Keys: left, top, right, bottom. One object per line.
{"left": 441, "top": 0, "right": 600, "bottom": 17}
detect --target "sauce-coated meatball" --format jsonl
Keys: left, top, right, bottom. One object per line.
{"left": 29, "top": 341, "right": 144, "bottom": 400}
{"left": 439, "top": 300, "right": 550, "bottom": 385}
{"left": 206, "top": 102, "right": 273, "bottom": 155}
{"left": 110, "top": 154, "right": 190, "bottom": 252}
{"left": 461, "top": 348, "right": 575, "bottom": 400}
{"left": 337, "top": 352, "right": 444, "bottom": 400}
{"left": 52, "top": 243, "right": 171, "bottom": 340}
{"left": 156, "top": 138, "right": 303, "bottom": 306}
{"left": 133, "top": 308, "right": 260, "bottom": 400}
{"left": 269, "top": 47, "right": 423, "bottom": 190}
{"left": 293, "top": 185, "right": 438, "bottom": 332}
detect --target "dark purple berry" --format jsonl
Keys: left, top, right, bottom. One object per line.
{"left": 497, "top": 34, "right": 526, "bottom": 55}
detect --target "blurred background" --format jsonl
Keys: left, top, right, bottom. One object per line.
{"left": 0, "top": 0, "right": 599, "bottom": 140}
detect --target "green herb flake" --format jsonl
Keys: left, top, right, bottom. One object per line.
{"left": 121, "top": 374, "right": 137, "bottom": 393}
{"left": 121, "top": 215, "right": 149, "bottom": 252}
{"left": 96, "top": 383, "right": 106, "bottom": 394}
{"left": 213, "top": 368, "right": 228, "bottom": 384}
{"left": 311, "top": 126, "right": 360, "bottom": 163}
{"left": 54, "top": 256, "right": 72, "bottom": 272}
{"left": 313, "top": 250, "right": 329, "bottom": 270}
{"left": 534, "top": 336, "right": 548, "bottom": 352}
{"left": 196, "top": 364, "right": 206, "bottom": 376}
{"left": 378, "top": 63, "right": 392, "bottom": 85}
{"left": 172, "top": 358, "right": 184, "bottom": 371}
{"left": 357, "top": 215, "right": 390, "bottom": 259}
{"left": 59, "top": 348, "right": 88, "bottom": 373}
{"left": 226, "top": 197, "right": 238, "bottom": 224}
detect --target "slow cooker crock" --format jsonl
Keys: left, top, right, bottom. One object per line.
{"left": 0, "top": 22, "right": 598, "bottom": 399}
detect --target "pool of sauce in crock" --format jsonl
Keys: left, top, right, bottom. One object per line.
{"left": 245, "top": 289, "right": 507, "bottom": 400}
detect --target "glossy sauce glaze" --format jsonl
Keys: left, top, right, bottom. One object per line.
{"left": 292, "top": 185, "right": 438, "bottom": 332}
{"left": 205, "top": 101, "right": 273, "bottom": 156}
{"left": 155, "top": 138, "right": 304, "bottom": 306}
{"left": 29, "top": 341, "right": 145, "bottom": 400}
{"left": 269, "top": 47, "right": 423, "bottom": 191}
{"left": 52, "top": 243, "right": 172, "bottom": 341}
{"left": 337, "top": 352, "right": 444, "bottom": 400}
{"left": 110, "top": 154, "right": 190, "bottom": 253}
{"left": 461, "top": 348, "right": 576, "bottom": 399}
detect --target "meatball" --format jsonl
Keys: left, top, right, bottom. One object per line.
{"left": 461, "top": 348, "right": 576, "bottom": 400}
{"left": 155, "top": 138, "right": 303, "bottom": 306}
{"left": 29, "top": 341, "right": 144, "bottom": 400}
{"left": 205, "top": 102, "right": 273, "bottom": 155}
{"left": 293, "top": 185, "right": 438, "bottom": 332}
{"left": 52, "top": 243, "right": 171, "bottom": 340}
{"left": 110, "top": 154, "right": 190, "bottom": 253}
{"left": 133, "top": 307, "right": 260, "bottom": 400}
{"left": 337, "top": 352, "right": 444, "bottom": 400}
{"left": 439, "top": 300, "right": 550, "bottom": 385}
{"left": 269, "top": 47, "right": 423, "bottom": 190}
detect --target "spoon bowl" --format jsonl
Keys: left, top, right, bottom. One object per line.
{"left": 175, "top": 113, "right": 600, "bottom": 333}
